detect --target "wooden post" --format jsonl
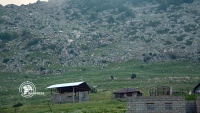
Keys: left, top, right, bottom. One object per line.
{"left": 73, "top": 87, "right": 74, "bottom": 103}
{"left": 60, "top": 88, "right": 62, "bottom": 103}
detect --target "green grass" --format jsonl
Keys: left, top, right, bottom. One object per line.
{"left": 0, "top": 60, "right": 200, "bottom": 112}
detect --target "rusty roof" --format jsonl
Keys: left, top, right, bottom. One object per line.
{"left": 114, "top": 88, "right": 142, "bottom": 94}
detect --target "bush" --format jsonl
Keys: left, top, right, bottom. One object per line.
{"left": 185, "top": 94, "right": 197, "bottom": 100}
{"left": 22, "top": 30, "right": 31, "bottom": 37}
{"left": 131, "top": 74, "right": 136, "bottom": 79}
{"left": 3, "top": 58, "right": 10, "bottom": 63}
{"left": 176, "top": 36, "right": 185, "bottom": 41}
{"left": 183, "top": 0, "right": 194, "bottom": 3}
{"left": 107, "top": 16, "right": 115, "bottom": 23}
{"left": 168, "top": 53, "right": 177, "bottom": 59}
{"left": 0, "top": 18, "right": 5, "bottom": 24}
{"left": 0, "top": 43, "right": 6, "bottom": 48}
{"left": 0, "top": 32, "right": 18, "bottom": 42}
{"left": 143, "top": 56, "right": 151, "bottom": 63}
{"left": 185, "top": 38, "right": 193, "bottom": 46}
{"left": 164, "top": 41, "right": 172, "bottom": 45}
{"left": 26, "top": 38, "right": 42, "bottom": 48}
{"left": 13, "top": 103, "right": 23, "bottom": 107}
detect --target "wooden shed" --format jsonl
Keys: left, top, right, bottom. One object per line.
{"left": 113, "top": 88, "right": 142, "bottom": 98}
{"left": 47, "top": 81, "right": 91, "bottom": 103}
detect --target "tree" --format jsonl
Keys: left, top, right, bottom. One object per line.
{"left": 131, "top": 74, "right": 136, "bottom": 79}
{"left": 13, "top": 103, "right": 23, "bottom": 113}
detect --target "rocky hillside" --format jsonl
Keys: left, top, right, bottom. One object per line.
{"left": 0, "top": 0, "right": 199, "bottom": 74}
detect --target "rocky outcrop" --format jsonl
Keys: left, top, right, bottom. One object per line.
{"left": 0, "top": 0, "right": 199, "bottom": 73}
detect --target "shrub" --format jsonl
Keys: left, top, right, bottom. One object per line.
{"left": 185, "top": 39, "right": 193, "bottom": 46}
{"left": 26, "top": 38, "right": 42, "bottom": 48}
{"left": 13, "top": 103, "right": 23, "bottom": 107}
{"left": 176, "top": 36, "right": 185, "bottom": 41}
{"left": 3, "top": 58, "right": 10, "bottom": 63}
{"left": 183, "top": 0, "right": 194, "bottom": 3}
{"left": 131, "top": 74, "right": 136, "bottom": 79}
{"left": 107, "top": 16, "right": 115, "bottom": 23}
{"left": 185, "top": 94, "right": 197, "bottom": 100}
{"left": 156, "top": 29, "right": 169, "bottom": 34}
{"left": 22, "top": 30, "right": 31, "bottom": 37}
{"left": 164, "top": 41, "right": 172, "bottom": 45}
{"left": 88, "top": 13, "right": 98, "bottom": 21}
{"left": 168, "top": 53, "right": 177, "bottom": 59}
{"left": 0, "top": 18, "right": 5, "bottom": 24}
{"left": 0, "top": 32, "right": 18, "bottom": 42}
{"left": 0, "top": 43, "right": 6, "bottom": 48}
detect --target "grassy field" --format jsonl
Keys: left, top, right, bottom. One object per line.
{"left": 0, "top": 60, "right": 200, "bottom": 113}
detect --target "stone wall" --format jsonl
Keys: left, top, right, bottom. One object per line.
{"left": 126, "top": 96, "right": 186, "bottom": 113}
{"left": 197, "top": 97, "right": 200, "bottom": 113}
{"left": 186, "top": 101, "right": 197, "bottom": 113}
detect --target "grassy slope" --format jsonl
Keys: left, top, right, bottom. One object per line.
{"left": 0, "top": 60, "right": 200, "bottom": 112}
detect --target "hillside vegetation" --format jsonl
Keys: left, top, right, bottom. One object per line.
{"left": 0, "top": 0, "right": 199, "bottom": 73}
{"left": 0, "top": 0, "right": 200, "bottom": 112}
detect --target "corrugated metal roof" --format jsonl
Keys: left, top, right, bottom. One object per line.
{"left": 46, "top": 81, "right": 84, "bottom": 89}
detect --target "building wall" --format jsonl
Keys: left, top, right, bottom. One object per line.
{"left": 114, "top": 92, "right": 141, "bottom": 98}
{"left": 197, "top": 97, "right": 200, "bottom": 113}
{"left": 186, "top": 101, "right": 197, "bottom": 113}
{"left": 50, "top": 91, "right": 89, "bottom": 103}
{"left": 78, "top": 91, "right": 89, "bottom": 102}
{"left": 126, "top": 96, "right": 186, "bottom": 113}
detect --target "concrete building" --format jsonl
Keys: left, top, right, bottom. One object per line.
{"left": 46, "top": 81, "right": 91, "bottom": 103}
{"left": 126, "top": 96, "right": 200, "bottom": 113}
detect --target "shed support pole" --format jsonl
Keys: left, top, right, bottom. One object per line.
{"left": 73, "top": 87, "right": 74, "bottom": 103}
{"left": 60, "top": 88, "right": 61, "bottom": 103}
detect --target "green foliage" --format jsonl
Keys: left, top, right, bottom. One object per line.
{"left": 146, "top": 21, "right": 160, "bottom": 27}
{"left": 88, "top": 13, "right": 98, "bottom": 21}
{"left": 185, "top": 94, "right": 198, "bottom": 100}
{"left": 107, "top": 16, "right": 115, "bottom": 23}
{"left": 176, "top": 36, "right": 185, "bottom": 41}
{"left": 71, "top": 12, "right": 81, "bottom": 19}
{"left": 156, "top": 29, "right": 170, "bottom": 34}
{"left": 155, "top": 0, "right": 194, "bottom": 11}
{"left": 3, "top": 58, "right": 10, "bottom": 63}
{"left": 13, "top": 103, "right": 23, "bottom": 108}
{"left": 183, "top": 0, "right": 194, "bottom": 3}
{"left": 0, "top": 42, "right": 6, "bottom": 48}
{"left": 184, "top": 25, "right": 198, "bottom": 32}
{"left": 69, "top": 0, "right": 194, "bottom": 14}
{"left": 0, "top": 60, "right": 200, "bottom": 112}
{"left": 168, "top": 53, "right": 177, "bottom": 59}
{"left": 0, "top": 32, "right": 18, "bottom": 42}
{"left": 26, "top": 38, "right": 42, "bottom": 48}
{"left": 0, "top": 9, "right": 4, "bottom": 16}
{"left": 69, "top": 0, "right": 150, "bottom": 14}
{"left": 131, "top": 74, "right": 136, "bottom": 79}
{"left": 0, "top": 18, "right": 5, "bottom": 24}
{"left": 164, "top": 41, "right": 172, "bottom": 45}
{"left": 22, "top": 30, "right": 31, "bottom": 37}
{"left": 185, "top": 38, "right": 193, "bottom": 46}
{"left": 47, "top": 44, "right": 56, "bottom": 50}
